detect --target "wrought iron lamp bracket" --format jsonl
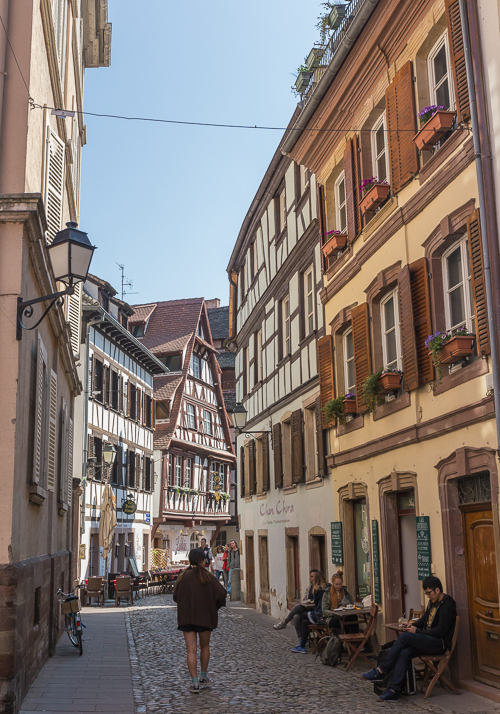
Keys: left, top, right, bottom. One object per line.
{"left": 17, "top": 285, "right": 75, "bottom": 340}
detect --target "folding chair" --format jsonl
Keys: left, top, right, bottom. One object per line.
{"left": 339, "top": 604, "right": 379, "bottom": 671}
{"left": 419, "top": 616, "right": 461, "bottom": 699}
{"left": 308, "top": 623, "right": 332, "bottom": 654}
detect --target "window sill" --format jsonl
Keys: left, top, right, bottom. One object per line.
{"left": 419, "top": 127, "right": 465, "bottom": 185}
{"left": 372, "top": 391, "right": 411, "bottom": 421}
{"left": 29, "top": 484, "right": 47, "bottom": 506}
{"left": 337, "top": 414, "right": 364, "bottom": 436}
{"left": 257, "top": 492, "right": 268, "bottom": 501}
{"left": 299, "top": 331, "right": 316, "bottom": 348}
{"left": 58, "top": 502, "right": 68, "bottom": 516}
{"left": 433, "top": 356, "right": 488, "bottom": 395}
{"left": 277, "top": 354, "right": 291, "bottom": 369}
{"left": 361, "top": 196, "right": 398, "bottom": 243}
{"left": 245, "top": 496, "right": 253, "bottom": 503}
{"left": 259, "top": 592, "right": 271, "bottom": 602}
{"left": 306, "top": 477, "right": 324, "bottom": 490}
{"left": 283, "top": 485, "right": 297, "bottom": 495}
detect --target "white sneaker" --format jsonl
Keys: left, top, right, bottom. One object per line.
{"left": 273, "top": 620, "right": 287, "bottom": 630}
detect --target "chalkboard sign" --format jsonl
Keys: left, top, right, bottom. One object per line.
{"left": 128, "top": 556, "right": 139, "bottom": 578}
{"left": 331, "top": 522, "right": 343, "bottom": 564}
{"left": 416, "top": 516, "right": 431, "bottom": 580}
{"left": 372, "top": 520, "right": 381, "bottom": 604}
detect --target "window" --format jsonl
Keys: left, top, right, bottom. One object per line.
{"left": 443, "top": 236, "right": 474, "bottom": 334}
{"left": 286, "top": 534, "right": 300, "bottom": 601}
{"left": 111, "top": 445, "right": 122, "bottom": 486}
{"left": 335, "top": 172, "right": 347, "bottom": 233}
{"left": 343, "top": 328, "right": 355, "bottom": 394}
{"left": 299, "top": 164, "right": 308, "bottom": 195}
{"left": 371, "top": 113, "right": 389, "bottom": 183}
{"left": 94, "top": 437, "right": 102, "bottom": 481}
{"left": 129, "top": 383, "right": 137, "bottom": 420}
{"left": 111, "top": 370, "right": 119, "bottom": 411}
{"left": 168, "top": 454, "right": 173, "bottom": 486}
{"left": 282, "top": 295, "right": 290, "bottom": 356}
{"left": 186, "top": 403, "right": 196, "bottom": 429}
{"left": 428, "top": 34, "right": 454, "bottom": 109}
{"left": 175, "top": 456, "right": 182, "bottom": 487}
{"left": 191, "top": 354, "right": 201, "bottom": 379}
{"left": 185, "top": 458, "right": 192, "bottom": 488}
{"left": 131, "top": 324, "right": 144, "bottom": 338}
{"left": 279, "top": 189, "right": 286, "bottom": 231}
{"left": 354, "top": 500, "right": 371, "bottom": 599}
{"left": 250, "top": 240, "right": 256, "bottom": 280}
{"left": 254, "top": 330, "right": 263, "bottom": 384}
{"left": 240, "top": 262, "right": 246, "bottom": 304}
{"left": 145, "top": 394, "right": 153, "bottom": 427}
{"left": 158, "top": 354, "right": 182, "bottom": 371}
{"left": 380, "top": 289, "right": 403, "bottom": 371}
{"left": 156, "top": 400, "right": 170, "bottom": 420}
{"left": 127, "top": 450, "right": 135, "bottom": 488}
{"left": 243, "top": 346, "right": 249, "bottom": 395}
{"left": 304, "top": 267, "right": 314, "bottom": 336}
{"left": 203, "top": 410, "right": 212, "bottom": 435}
{"left": 197, "top": 322, "right": 204, "bottom": 339}
{"left": 93, "top": 358, "right": 103, "bottom": 402}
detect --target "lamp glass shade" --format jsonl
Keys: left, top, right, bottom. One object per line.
{"left": 233, "top": 402, "right": 247, "bottom": 430}
{"left": 103, "top": 443, "right": 117, "bottom": 465}
{"left": 69, "top": 240, "right": 94, "bottom": 281}
{"left": 47, "top": 222, "right": 95, "bottom": 285}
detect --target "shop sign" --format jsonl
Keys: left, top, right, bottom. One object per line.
{"left": 331, "top": 521, "right": 343, "bottom": 564}
{"left": 79, "top": 543, "right": 86, "bottom": 560}
{"left": 123, "top": 496, "right": 137, "bottom": 515}
{"left": 371, "top": 520, "right": 381, "bottom": 605}
{"left": 416, "top": 516, "right": 431, "bottom": 580}
{"left": 145, "top": 512, "right": 151, "bottom": 524}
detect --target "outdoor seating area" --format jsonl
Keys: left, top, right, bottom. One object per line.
{"left": 80, "top": 565, "right": 188, "bottom": 607}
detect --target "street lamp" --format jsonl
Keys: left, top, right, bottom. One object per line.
{"left": 17, "top": 221, "right": 96, "bottom": 339}
{"left": 233, "top": 402, "right": 273, "bottom": 445}
{"left": 103, "top": 443, "right": 117, "bottom": 466}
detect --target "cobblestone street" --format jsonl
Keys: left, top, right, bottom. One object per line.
{"left": 126, "top": 594, "right": 500, "bottom": 714}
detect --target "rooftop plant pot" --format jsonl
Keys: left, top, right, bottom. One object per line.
{"left": 436, "top": 334, "right": 475, "bottom": 365}
{"left": 327, "top": 4, "right": 348, "bottom": 29}
{"left": 343, "top": 397, "right": 357, "bottom": 414}
{"left": 413, "top": 110, "right": 455, "bottom": 151}
{"left": 322, "top": 232, "right": 347, "bottom": 259}
{"left": 295, "top": 70, "right": 313, "bottom": 94}
{"left": 360, "top": 183, "right": 390, "bottom": 214}
{"left": 378, "top": 372, "right": 402, "bottom": 393}
{"left": 306, "top": 47, "right": 324, "bottom": 70}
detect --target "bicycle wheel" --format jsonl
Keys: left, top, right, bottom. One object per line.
{"left": 65, "top": 614, "right": 79, "bottom": 647}
{"left": 77, "top": 630, "right": 83, "bottom": 656}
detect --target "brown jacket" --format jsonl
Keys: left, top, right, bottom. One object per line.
{"left": 173, "top": 567, "right": 227, "bottom": 630}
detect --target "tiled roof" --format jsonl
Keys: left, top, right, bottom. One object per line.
{"left": 131, "top": 298, "right": 204, "bottom": 354}
{"left": 154, "top": 374, "right": 183, "bottom": 401}
{"left": 216, "top": 352, "right": 235, "bottom": 369}
{"left": 222, "top": 389, "right": 236, "bottom": 412}
{"left": 129, "top": 303, "right": 157, "bottom": 325}
{"left": 207, "top": 305, "right": 230, "bottom": 340}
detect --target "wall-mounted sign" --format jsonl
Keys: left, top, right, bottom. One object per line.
{"left": 145, "top": 512, "right": 151, "bottom": 524}
{"left": 79, "top": 543, "right": 86, "bottom": 560}
{"left": 122, "top": 495, "right": 137, "bottom": 515}
{"left": 372, "top": 520, "right": 381, "bottom": 605}
{"left": 331, "top": 521, "right": 343, "bottom": 564}
{"left": 416, "top": 516, "right": 431, "bottom": 580}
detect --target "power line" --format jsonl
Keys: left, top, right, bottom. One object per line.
{"left": 0, "top": 12, "right": 33, "bottom": 102}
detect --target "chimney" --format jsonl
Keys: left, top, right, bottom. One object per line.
{"left": 205, "top": 298, "right": 221, "bottom": 309}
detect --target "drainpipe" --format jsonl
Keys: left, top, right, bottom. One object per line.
{"left": 0, "top": 0, "right": 9, "bottom": 143}
{"left": 459, "top": 0, "right": 500, "bottom": 459}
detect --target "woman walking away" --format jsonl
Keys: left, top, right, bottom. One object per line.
{"left": 173, "top": 548, "right": 227, "bottom": 694}
{"left": 213, "top": 545, "right": 226, "bottom": 585}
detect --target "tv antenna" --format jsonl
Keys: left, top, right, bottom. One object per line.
{"left": 116, "top": 264, "right": 139, "bottom": 301}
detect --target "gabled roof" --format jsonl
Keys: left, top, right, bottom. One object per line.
{"left": 129, "top": 303, "right": 157, "bottom": 325}
{"left": 131, "top": 298, "right": 204, "bottom": 355}
{"left": 154, "top": 374, "right": 183, "bottom": 402}
{"left": 207, "top": 305, "right": 230, "bottom": 340}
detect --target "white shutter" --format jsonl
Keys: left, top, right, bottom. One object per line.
{"left": 59, "top": 400, "right": 67, "bottom": 503}
{"left": 66, "top": 281, "right": 82, "bottom": 355}
{"left": 44, "top": 127, "right": 65, "bottom": 244}
{"left": 70, "top": 116, "right": 80, "bottom": 209}
{"left": 33, "top": 334, "right": 48, "bottom": 486}
{"left": 47, "top": 369, "right": 58, "bottom": 491}
{"left": 67, "top": 417, "right": 74, "bottom": 507}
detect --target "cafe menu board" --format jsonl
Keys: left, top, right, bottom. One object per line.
{"left": 416, "top": 516, "right": 431, "bottom": 580}
{"left": 331, "top": 522, "right": 343, "bottom": 564}
{"left": 371, "top": 520, "right": 381, "bottom": 605}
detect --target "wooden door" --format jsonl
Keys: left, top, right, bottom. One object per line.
{"left": 464, "top": 508, "right": 500, "bottom": 686}
{"left": 310, "top": 535, "right": 326, "bottom": 576}
{"left": 245, "top": 536, "right": 256, "bottom": 606}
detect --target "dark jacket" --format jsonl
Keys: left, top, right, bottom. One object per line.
{"left": 228, "top": 547, "right": 240, "bottom": 569}
{"left": 413, "top": 593, "right": 457, "bottom": 650}
{"left": 310, "top": 585, "right": 329, "bottom": 621}
{"left": 173, "top": 567, "right": 227, "bottom": 630}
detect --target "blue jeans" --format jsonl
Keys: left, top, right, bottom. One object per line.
{"left": 227, "top": 568, "right": 234, "bottom": 595}
{"left": 380, "top": 632, "right": 446, "bottom": 692}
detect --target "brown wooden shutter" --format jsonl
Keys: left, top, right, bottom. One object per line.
{"left": 137, "top": 387, "right": 142, "bottom": 423}
{"left": 398, "top": 264, "right": 419, "bottom": 392}
{"left": 273, "top": 423, "right": 282, "bottom": 488}
{"left": 352, "top": 303, "right": 372, "bottom": 413}
{"left": 445, "top": 0, "right": 470, "bottom": 123}
{"left": 410, "top": 258, "right": 434, "bottom": 385}
{"left": 467, "top": 209, "right": 490, "bottom": 355}
{"left": 105, "top": 366, "right": 110, "bottom": 405}
{"left": 315, "top": 397, "right": 325, "bottom": 479}
{"left": 318, "top": 335, "right": 335, "bottom": 427}
{"left": 262, "top": 437, "right": 269, "bottom": 492}
{"left": 87, "top": 434, "right": 94, "bottom": 478}
{"left": 136, "top": 453, "right": 141, "bottom": 489}
{"left": 240, "top": 445, "right": 246, "bottom": 498}
{"left": 127, "top": 382, "right": 132, "bottom": 417}
{"left": 353, "top": 134, "right": 362, "bottom": 233}
{"left": 126, "top": 450, "right": 130, "bottom": 488}
{"left": 386, "top": 61, "right": 418, "bottom": 193}
{"left": 318, "top": 183, "right": 327, "bottom": 271}
{"left": 344, "top": 138, "right": 360, "bottom": 242}
{"left": 248, "top": 440, "right": 256, "bottom": 495}
{"left": 152, "top": 399, "right": 156, "bottom": 428}
{"left": 291, "top": 409, "right": 304, "bottom": 484}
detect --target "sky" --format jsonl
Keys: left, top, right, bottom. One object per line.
{"left": 79, "top": 0, "right": 321, "bottom": 307}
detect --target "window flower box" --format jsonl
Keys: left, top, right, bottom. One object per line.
{"left": 327, "top": 4, "right": 348, "bottom": 29}
{"left": 306, "top": 47, "right": 324, "bottom": 70}
{"left": 413, "top": 109, "right": 455, "bottom": 151}
{"left": 360, "top": 182, "right": 390, "bottom": 215}
{"left": 378, "top": 371, "right": 402, "bottom": 393}
{"left": 343, "top": 397, "right": 357, "bottom": 414}
{"left": 322, "top": 231, "right": 347, "bottom": 258}
{"left": 437, "top": 334, "right": 475, "bottom": 365}
{"left": 295, "top": 70, "right": 313, "bottom": 94}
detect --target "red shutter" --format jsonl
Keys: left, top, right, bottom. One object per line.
{"left": 273, "top": 423, "right": 282, "bottom": 489}
{"left": 318, "top": 335, "right": 335, "bottom": 427}
{"left": 398, "top": 265, "right": 419, "bottom": 392}
{"left": 315, "top": 397, "right": 325, "bottom": 479}
{"left": 344, "top": 138, "right": 359, "bottom": 242}
{"left": 409, "top": 258, "right": 434, "bottom": 385}
{"left": 262, "top": 437, "right": 269, "bottom": 492}
{"left": 248, "top": 440, "right": 256, "bottom": 495}
{"left": 445, "top": 0, "right": 470, "bottom": 123}
{"left": 386, "top": 61, "right": 418, "bottom": 193}
{"left": 291, "top": 409, "right": 304, "bottom": 484}
{"left": 467, "top": 209, "right": 490, "bottom": 355}
{"left": 352, "top": 303, "right": 372, "bottom": 413}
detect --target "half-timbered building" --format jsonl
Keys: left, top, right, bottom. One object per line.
{"left": 226, "top": 114, "right": 330, "bottom": 617}
{"left": 130, "top": 298, "right": 235, "bottom": 561}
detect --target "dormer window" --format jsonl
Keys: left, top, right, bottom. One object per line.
{"left": 156, "top": 400, "right": 170, "bottom": 420}
{"left": 158, "top": 354, "right": 182, "bottom": 371}
{"left": 120, "top": 313, "right": 128, "bottom": 330}
{"left": 99, "top": 290, "right": 109, "bottom": 312}
{"left": 131, "top": 323, "right": 144, "bottom": 338}
{"left": 197, "top": 322, "right": 204, "bottom": 339}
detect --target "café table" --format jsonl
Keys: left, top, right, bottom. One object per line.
{"left": 332, "top": 606, "right": 372, "bottom": 634}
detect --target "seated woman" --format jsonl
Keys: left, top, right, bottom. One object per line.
{"left": 273, "top": 569, "right": 319, "bottom": 636}
{"left": 290, "top": 571, "right": 328, "bottom": 654}
{"left": 322, "top": 571, "right": 358, "bottom": 634}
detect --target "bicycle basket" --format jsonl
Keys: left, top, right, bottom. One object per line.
{"left": 61, "top": 597, "right": 80, "bottom": 615}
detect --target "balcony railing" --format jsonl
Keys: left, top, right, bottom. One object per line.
{"left": 164, "top": 489, "right": 230, "bottom": 517}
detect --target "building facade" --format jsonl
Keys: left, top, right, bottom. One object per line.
{"left": 130, "top": 299, "right": 236, "bottom": 561}
{"left": 285, "top": 0, "right": 500, "bottom": 695}
{"left": 227, "top": 122, "right": 330, "bottom": 617}
{"left": 0, "top": 2, "right": 110, "bottom": 711}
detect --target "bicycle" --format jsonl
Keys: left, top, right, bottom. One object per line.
{"left": 57, "top": 585, "right": 84, "bottom": 655}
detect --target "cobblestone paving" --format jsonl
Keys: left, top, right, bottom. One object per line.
{"left": 127, "top": 594, "right": 500, "bottom": 714}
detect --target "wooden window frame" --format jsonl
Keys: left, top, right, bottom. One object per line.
{"left": 304, "top": 265, "right": 315, "bottom": 337}
{"left": 428, "top": 32, "right": 455, "bottom": 110}
{"left": 380, "top": 288, "right": 403, "bottom": 371}
{"left": 175, "top": 455, "right": 183, "bottom": 487}
{"left": 371, "top": 112, "right": 389, "bottom": 184}
{"left": 279, "top": 188, "right": 287, "bottom": 231}
{"left": 334, "top": 171, "right": 347, "bottom": 233}
{"left": 442, "top": 235, "right": 474, "bottom": 334}
{"left": 343, "top": 327, "right": 356, "bottom": 394}
{"left": 203, "top": 409, "right": 212, "bottom": 435}
{"left": 282, "top": 295, "right": 291, "bottom": 357}
{"left": 184, "top": 457, "right": 192, "bottom": 488}
{"left": 258, "top": 534, "right": 270, "bottom": 595}
{"left": 186, "top": 402, "right": 196, "bottom": 429}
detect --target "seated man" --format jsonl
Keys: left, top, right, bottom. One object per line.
{"left": 362, "top": 575, "right": 457, "bottom": 702}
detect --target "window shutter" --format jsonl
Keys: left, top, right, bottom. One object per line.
{"left": 58, "top": 401, "right": 67, "bottom": 504}
{"left": 240, "top": 445, "right": 245, "bottom": 498}
{"left": 117, "top": 446, "right": 123, "bottom": 486}
{"left": 71, "top": 116, "right": 80, "bottom": 208}
{"left": 467, "top": 209, "right": 490, "bottom": 355}
{"left": 398, "top": 265, "right": 419, "bottom": 391}
{"left": 318, "top": 335, "right": 335, "bottom": 427}
{"left": 152, "top": 398, "right": 156, "bottom": 429}
{"left": 445, "top": 0, "right": 470, "bottom": 123}
{"left": 315, "top": 397, "right": 326, "bottom": 479}
{"left": 352, "top": 303, "right": 372, "bottom": 413}
{"left": 262, "top": 437, "right": 269, "bottom": 492}
{"left": 137, "top": 387, "right": 142, "bottom": 423}
{"left": 66, "top": 282, "right": 82, "bottom": 356}
{"left": 136, "top": 453, "right": 141, "bottom": 489}
{"left": 344, "top": 138, "right": 360, "bottom": 242}
{"left": 410, "top": 258, "right": 434, "bottom": 385}
{"left": 127, "top": 382, "right": 131, "bottom": 417}
{"left": 248, "top": 441, "right": 256, "bottom": 495}
{"left": 47, "top": 369, "right": 57, "bottom": 492}
{"left": 386, "top": 61, "right": 418, "bottom": 193}
{"left": 291, "top": 409, "right": 304, "bottom": 484}
{"left": 67, "top": 417, "right": 74, "bottom": 507}
{"left": 33, "top": 334, "right": 47, "bottom": 486}
{"left": 273, "top": 423, "right": 282, "bottom": 488}
{"left": 126, "top": 451, "right": 130, "bottom": 487}
{"left": 318, "top": 183, "right": 326, "bottom": 270}
{"left": 87, "top": 434, "right": 94, "bottom": 478}
{"left": 44, "top": 127, "right": 65, "bottom": 244}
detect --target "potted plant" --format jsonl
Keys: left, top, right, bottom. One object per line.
{"left": 359, "top": 177, "right": 390, "bottom": 215}
{"left": 327, "top": 3, "right": 348, "bottom": 29}
{"left": 378, "top": 368, "right": 403, "bottom": 393}
{"left": 414, "top": 105, "right": 455, "bottom": 151}
{"left": 362, "top": 368, "right": 385, "bottom": 414}
{"left": 306, "top": 47, "right": 324, "bottom": 70}
{"left": 323, "top": 392, "right": 356, "bottom": 424}
{"left": 322, "top": 229, "right": 347, "bottom": 258}
{"left": 425, "top": 327, "right": 475, "bottom": 381}
{"left": 295, "top": 65, "right": 313, "bottom": 94}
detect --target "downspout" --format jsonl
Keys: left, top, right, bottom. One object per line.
{"left": 0, "top": 0, "right": 9, "bottom": 142}
{"left": 459, "top": 0, "right": 500, "bottom": 459}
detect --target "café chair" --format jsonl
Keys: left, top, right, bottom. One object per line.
{"left": 115, "top": 576, "right": 133, "bottom": 607}
{"left": 339, "top": 604, "right": 379, "bottom": 671}
{"left": 409, "top": 607, "right": 424, "bottom": 620}
{"left": 418, "top": 617, "right": 461, "bottom": 699}
{"left": 308, "top": 623, "right": 332, "bottom": 654}
{"left": 86, "top": 577, "right": 105, "bottom": 606}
